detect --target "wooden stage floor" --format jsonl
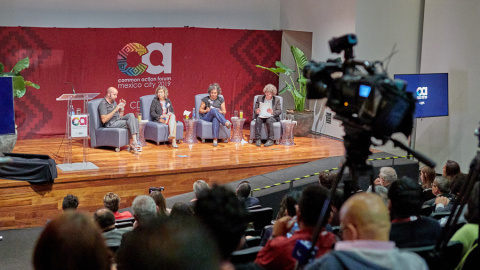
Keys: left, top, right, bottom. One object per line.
{"left": 0, "top": 130, "right": 345, "bottom": 230}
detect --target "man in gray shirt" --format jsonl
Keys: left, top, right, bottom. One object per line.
{"left": 98, "top": 87, "right": 140, "bottom": 152}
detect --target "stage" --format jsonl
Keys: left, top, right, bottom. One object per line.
{"left": 0, "top": 130, "right": 345, "bottom": 230}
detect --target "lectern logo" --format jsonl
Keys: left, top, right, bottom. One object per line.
{"left": 72, "top": 116, "right": 87, "bottom": 126}
{"left": 416, "top": 87, "right": 428, "bottom": 105}
{"left": 117, "top": 42, "right": 172, "bottom": 76}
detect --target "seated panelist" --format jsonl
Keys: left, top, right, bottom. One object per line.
{"left": 99, "top": 87, "right": 141, "bottom": 152}
{"left": 150, "top": 85, "right": 178, "bottom": 148}
{"left": 254, "top": 84, "right": 282, "bottom": 147}
{"left": 199, "top": 83, "right": 231, "bottom": 147}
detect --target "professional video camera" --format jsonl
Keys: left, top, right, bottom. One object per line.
{"left": 304, "top": 34, "right": 416, "bottom": 146}
{"left": 293, "top": 34, "right": 436, "bottom": 268}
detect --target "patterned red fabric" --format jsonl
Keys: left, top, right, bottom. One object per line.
{"left": 0, "top": 27, "right": 281, "bottom": 139}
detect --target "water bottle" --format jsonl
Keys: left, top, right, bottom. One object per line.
{"left": 69, "top": 104, "right": 75, "bottom": 116}
{"left": 192, "top": 107, "right": 196, "bottom": 119}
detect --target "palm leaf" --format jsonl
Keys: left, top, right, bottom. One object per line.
{"left": 278, "top": 84, "right": 292, "bottom": 95}
{"left": 11, "top": 57, "right": 30, "bottom": 75}
{"left": 255, "top": 65, "right": 284, "bottom": 75}
{"left": 0, "top": 63, "right": 4, "bottom": 75}
{"left": 275, "top": 61, "right": 294, "bottom": 76}
{"left": 25, "top": 81, "right": 40, "bottom": 89}
{"left": 12, "top": 76, "right": 26, "bottom": 98}
{"left": 291, "top": 46, "right": 308, "bottom": 69}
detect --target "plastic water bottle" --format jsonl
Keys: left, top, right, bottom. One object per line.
{"left": 69, "top": 104, "right": 75, "bottom": 116}
{"left": 192, "top": 107, "right": 196, "bottom": 119}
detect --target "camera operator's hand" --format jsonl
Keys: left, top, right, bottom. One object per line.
{"left": 272, "top": 216, "right": 294, "bottom": 238}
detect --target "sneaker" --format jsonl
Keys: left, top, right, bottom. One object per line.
{"left": 172, "top": 142, "right": 178, "bottom": 148}
{"left": 225, "top": 121, "right": 232, "bottom": 129}
{"left": 264, "top": 140, "right": 274, "bottom": 147}
{"left": 168, "top": 134, "right": 176, "bottom": 140}
{"left": 213, "top": 139, "right": 218, "bottom": 147}
{"left": 255, "top": 140, "right": 262, "bottom": 147}
{"left": 132, "top": 142, "right": 142, "bottom": 152}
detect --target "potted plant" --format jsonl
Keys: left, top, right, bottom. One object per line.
{"left": 0, "top": 57, "right": 40, "bottom": 153}
{"left": 256, "top": 46, "right": 314, "bottom": 137}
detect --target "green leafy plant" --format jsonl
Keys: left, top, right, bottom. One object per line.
{"left": 0, "top": 57, "right": 40, "bottom": 98}
{"left": 256, "top": 46, "right": 308, "bottom": 112}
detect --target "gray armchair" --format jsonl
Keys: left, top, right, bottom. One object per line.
{"left": 88, "top": 98, "right": 130, "bottom": 152}
{"left": 194, "top": 94, "right": 231, "bottom": 143}
{"left": 249, "top": 95, "right": 283, "bottom": 144}
{"left": 139, "top": 94, "right": 184, "bottom": 145}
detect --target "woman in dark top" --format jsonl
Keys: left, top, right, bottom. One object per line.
{"left": 150, "top": 86, "right": 178, "bottom": 148}
{"left": 198, "top": 83, "right": 231, "bottom": 147}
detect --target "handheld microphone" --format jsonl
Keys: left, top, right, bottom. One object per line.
{"left": 65, "top": 82, "right": 76, "bottom": 94}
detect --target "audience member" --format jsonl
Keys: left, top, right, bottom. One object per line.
{"left": 131, "top": 195, "right": 157, "bottom": 228}
{"left": 169, "top": 202, "right": 194, "bottom": 219}
{"left": 255, "top": 185, "right": 336, "bottom": 270}
{"left": 195, "top": 185, "right": 249, "bottom": 265}
{"left": 443, "top": 160, "right": 461, "bottom": 181}
{"left": 305, "top": 193, "right": 428, "bottom": 270}
{"left": 367, "top": 185, "right": 389, "bottom": 206}
{"left": 450, "top": 181, "right": 479, "bottom": 258}
{"left": 260, "top": 190, "right": 302, "bottom": 246}
{"left": 318, "top": 171, "right": 336, "bottom": 190}
{"left": 33, "top": 211, "right": 112, "bottom": 270}
{"left": 420, "top": 165, "right": 436, "bottom": 201}
{"left": 116, "top": 216, "right": 221, "bottom": 270}
{"left": 388, "top": 177, "right": 441, "bottom": 248}
{"left": 62, "top": 194, "right": 79, "bottom": 211}
{"left": 103, "top": 192, "right": 133, "bottom": 220}
{"left": 149, "top": 191, "right": 168, "bottom": 217}
{"left": 374, "top": 167, "right": 397, "bottom": 189}
{"left": 237, "top": 181, "right": 260, "bottom": 208}
{"left": 434, "top": 173, "right": 467, "bottom": 213}
{"left": 423, "top": 176, "right": 452, "bottom": 211}
{"left": 190, "top": 180, "right": 210, "bottom": 206}
{"left": 93, "top": 208, "right": 132, "bottom": 248}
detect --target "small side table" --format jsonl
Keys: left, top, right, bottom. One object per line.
{"left": 280, "top": 120, "right": 296, "bottom": 146}
{"left": 138, "top": 120, "right": 149, "bottom": 147}
{"left": 230, "top": 117, "right": 246, "bottom": 143}
{"left": 183, "top": 118, "right": 198, "bottom": 144}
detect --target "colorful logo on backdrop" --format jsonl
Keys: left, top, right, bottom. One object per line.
{"left": 416, "top": 87, "right": 428, "bottom": 105}
{"left": 117, "top": 42, "right": 172, "bottom": 76}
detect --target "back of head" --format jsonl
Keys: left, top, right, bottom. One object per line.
{"left": 116, "top": 217, "right": 221, "bottom": 270}
{"left": 132, "top": 195, "right": 157, "bottom": 225}
{"left": 170, "top": 202, "right": 194, "bottom": 219}
{"left": 450, "top": 173, "right": 467, "bottom": 196}
{"left": 318, "top": 171, "right": 336, "bottom": 190}
{"left": 62, "top": 194, "right": 79, "bottom": 211}
{"left": 380, "top": 167, "right": 397, "bottom": 186}
{"left": 150, "top": 191, "right": 168, "bottom": 216}
{"left": 465, "top": 181, "right": 480, "bottom": 224}
{"left": 298, "top": 185, "right": 330, "bottom": 227}
{"left": 93, "top": 208, "right": 115, "bottom": 230}
{"left": 444, "top": 160, "right": 461, "bottom": 179}
{"left": 236, "top": 182, "right": 251, "bottom": 199}
{"left": 388, "top": 176, "right": 423, "bottom": 218}
{"left": 33, "top": 212, "right": 111, "bottom": 270}
{"left": 434, "top": 176, "right": 451, "bottom": 194}
{"left": 103, "top": 192, "right": 120, "bottom": 213}
{"left": 195, "top": 185, "right": 249, "bottom": 260}
{"left": 193, "top": 180, "right": 210, "bottom": 198}
{"left": 340, "top": 193, "right": 391, "bottom": 241}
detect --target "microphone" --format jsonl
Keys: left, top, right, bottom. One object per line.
{"left": 65, "top": 82, "right": 76, "bottom": 94}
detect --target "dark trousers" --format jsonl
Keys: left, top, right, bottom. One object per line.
{"left": 255, "top": 116, "right": 276, "bottom": 140}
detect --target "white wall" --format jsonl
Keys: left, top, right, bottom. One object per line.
{"left": 415, "top": 0, "right": 480, "bottom": 173}
{"left": 0, "top": 0, "right": 280, "bottom": 29}
{"left": 355, "top": 0, "right": 424, "bottom": 157}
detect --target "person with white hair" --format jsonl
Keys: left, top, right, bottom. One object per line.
{"left": 253, "top": 84, "right": 282, "bottom": 147}
{"left": 374, "top": 167, "right": 398, "bottom": 189}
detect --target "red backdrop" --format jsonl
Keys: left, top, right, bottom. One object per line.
{"left": 0, "top": 27, "right": 281, "bottom": 139}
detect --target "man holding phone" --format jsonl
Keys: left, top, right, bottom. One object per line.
{"left": 99, "top": 87, "right": 141, "bottom": 152}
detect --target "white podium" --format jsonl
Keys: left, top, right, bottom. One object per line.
{"left": 56, "top": 93, "right": 99, "bottom": 172}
